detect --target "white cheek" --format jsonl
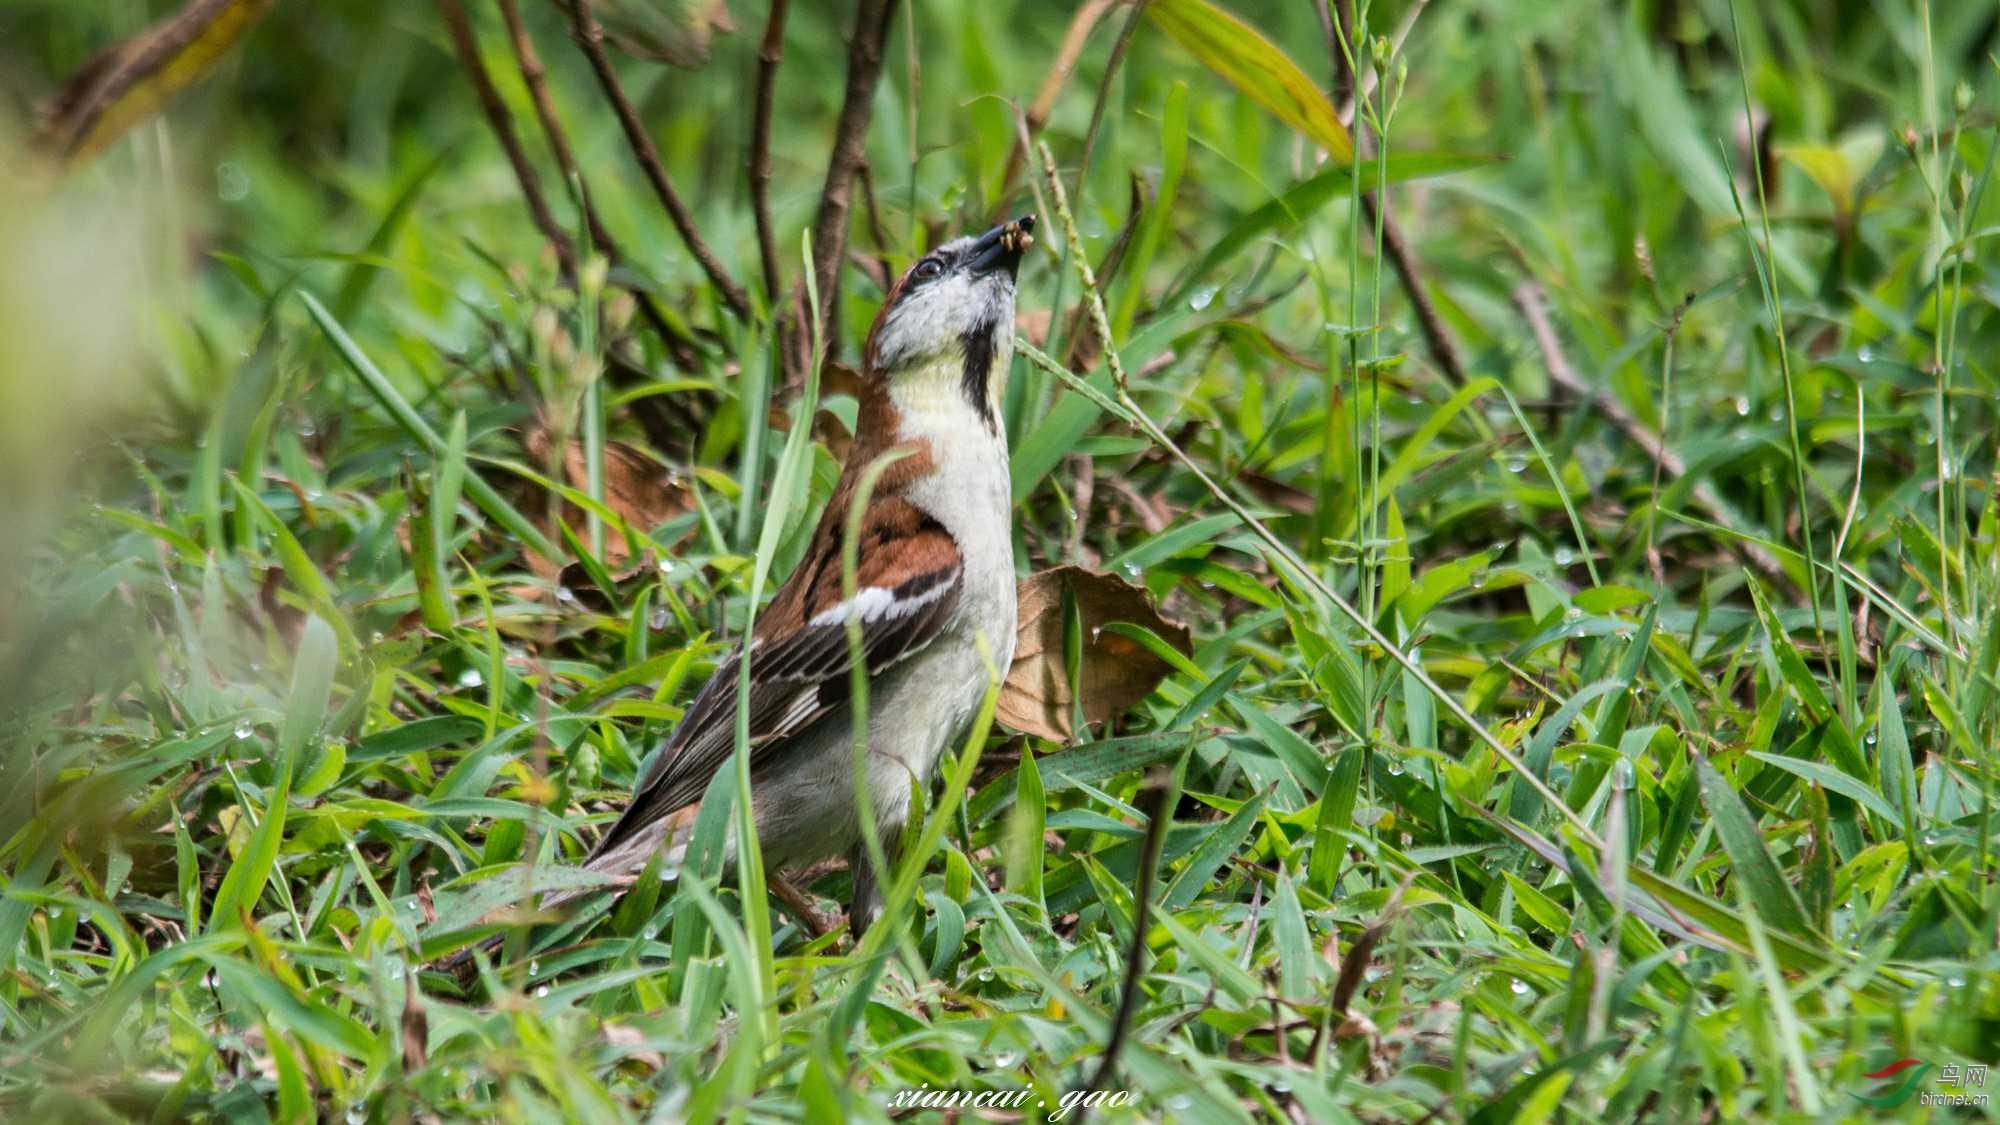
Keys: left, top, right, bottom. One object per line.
{"left": 878, "top": 276, "right": 977, "bottom": 367}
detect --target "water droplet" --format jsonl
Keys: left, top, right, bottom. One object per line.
{"left": 216, "top": 162, "right": 250, "bottom": 202}
{"left": 369, "top": 631, "right": 384, "bottom": 645}
{"left": 528, "top": 960, "right": 540, "bottom": 975}
{"left": 345, "top": 1107, "right": 366, "bottom": 1125}
{"left": 1553, "top": 547, "right": 1575, "bottom": 566}
{"left": 458, "top": 668, "right": 484, "bottom": 688}
{"left": 1188, "top": 285, "right": 1219, "bottom": 311}
{"left": 993, "top": 1051, "right": 1023, "bottom": 1068}
{"left": 535, "top": 984, "right": 550, "bottom": 998}
{"left": 649, "top": 607, "right": 669, "bottom": 630}
{"left": 234, "top": 721, "right": 254, "bottom": 741}
{"left": 1469, "top": 571, "right": 1488, "bottom": 589}
{"left": 1505, "top": 455, "right": 1529, "bottom": 473}
{"left": 297, "top": 419, "right": 317, "bottom": 438}
{"left": 1857, "top": 346, "right": 1875, "bottom": 363}
{"left": 1511, "top": 979, "right": 1530, "bottom": 995}
{"left": 1948, "top": 975, "right": 1966, "bottom": 988}
{"left": 1564, "top": 607, "right": 1583, "bottom": 623}
{"left": 1734, "top": 396, "right": 1750, "bottom": 416}
{"left": 555, "top": 586, "right": 576, "bottom": 604}
{"left": 1387, "top": 762, "right": 1405, "bottom": 776}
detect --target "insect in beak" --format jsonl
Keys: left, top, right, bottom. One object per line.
{"left": 966, "top": 214, "right": 1036, "bottom": 276}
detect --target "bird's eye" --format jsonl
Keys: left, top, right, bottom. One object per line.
{"left": 913, "top": 258, "right": 943, "bottom": 281}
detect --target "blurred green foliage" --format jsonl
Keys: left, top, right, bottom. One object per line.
{"left": 1, "top": 0, "right": 1998, "bottom": 1120}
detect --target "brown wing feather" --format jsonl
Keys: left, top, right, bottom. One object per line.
{"left": 587, "top": 495, "right": 962, "bottom": 864}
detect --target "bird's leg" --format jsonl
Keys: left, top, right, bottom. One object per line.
{"left": 846, "top": 832, "right": 901, "bottom": 939}
{"left": 767, "top": 871, "right": 841, "bottom": 939}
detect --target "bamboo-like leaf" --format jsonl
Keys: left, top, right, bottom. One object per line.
{"left": 1146, "top": 0, "right": 1352, "bottom": 162}
{"left": 34, "top": 0, "right": 276, "bottom": 167}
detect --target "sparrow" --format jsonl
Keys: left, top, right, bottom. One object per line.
{"left": 575, "top": 215, "right": 1035, "bottom": 935}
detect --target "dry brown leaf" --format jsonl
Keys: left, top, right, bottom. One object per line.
{"left": 603, "top": 1023, "right": 664, "bottom": 1069}
{"left": 520, "top": 424, "right": 692, "bottom": 583}
{"left": 581, "top": 0, "right": 736, "bottom": 68}
{"left": 401, "top": 973, "right": 428, "bottom": 1072}
{"left": 1015, "top": 308, "right": 1052, "bottom": 349}
{"left": 996, "top": 566, "right": 1192, "bottom": 743}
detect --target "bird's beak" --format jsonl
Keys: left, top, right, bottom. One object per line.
{"left": 967, "top": 214, "right": 1035, "bottom": 277}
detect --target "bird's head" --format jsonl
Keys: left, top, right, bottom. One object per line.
{"left": 863, "top": 215, "right": 1034, "bottom": 432}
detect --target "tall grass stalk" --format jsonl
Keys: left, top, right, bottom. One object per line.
{"left": 1723, "top": 0, "right": 1823, "bottom": 656}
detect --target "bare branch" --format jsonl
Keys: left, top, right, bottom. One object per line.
{"left": 996, "top": 0, "right": 1117, "bottom": 202}
{"left": 749, "top": 0, "right": 792, "bottom": 306}
{"left": 568, "top": 0, "right": 753, "bottom": 321}
{"left": 808, "top": 0, "right": 897, "bottom": 348}
{"left": 436, "top": 0, "right": 579, "bottom": 276}
{"left": 494, "top": 0, "right": 703, "bottom": 380}
{"left": 1082, "top": 769, "right": 1173, "bottom": 1107}
{"left": 1511, "top": 281, "right": 1790, "bottom": 585}
{"left": 496, "top": 0, "right": 611, "bottom": 256}
{"left": 1318, "top": 0, "right": 1467, "bottom": 387}
{"left": 856, "top": 159, "right": 894, "bottom": 287}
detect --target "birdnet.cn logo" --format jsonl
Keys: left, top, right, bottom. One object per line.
{"left": 1846, "top": 1059, "right": 1989, "bottom": 1108}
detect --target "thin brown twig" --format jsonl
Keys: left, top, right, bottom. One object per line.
{"left": 1033, "top": 135, "right": 1591, "bottom": 832}
{"left": 436, "top": 0, "right": 579, "bottom": 277}
{"left": 1072, "top": 0, "right": 1146, "bottom": 208}
{"left": 1037, "top": 0, "right": 1143, "bottom": 365}
{"left": 1317, "top": 0, "right": 1467, "bottom": 387}
{"left": 996, "top": 0, "right": 1118, "bottom": 202}
{"left": 1511, "top": 280, "right": 1789, "bottom": 584}
{"left": 749, "top": 0, "right": 791, "bottom": 306}
{"left": 1080, "top": 768, "right": 1174, "bottom": 1115}
{"left": 856, "top": 160, "right": 895, "bottom": 288}
{"left": 494, "top": 0, "right": 705, "bottom": 393}
{"left": 808, "top": 0, "right": 897, "bottom": 350}
{"left": 496, "top": 0, "right": 611, "bottom": 256}
{"left": 748, "top": 0, "right": 812, "bottom": 380}
{"left": 568, "top": 0, "right": 753, "bottom": 321}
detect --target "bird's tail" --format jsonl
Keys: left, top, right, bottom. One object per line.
{"left": 432, "top": 823, "right": 683, "bottom": 982}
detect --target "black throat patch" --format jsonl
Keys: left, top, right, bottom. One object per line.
{"left": 960, "top": 318, "right": 998, "bottom": 433}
